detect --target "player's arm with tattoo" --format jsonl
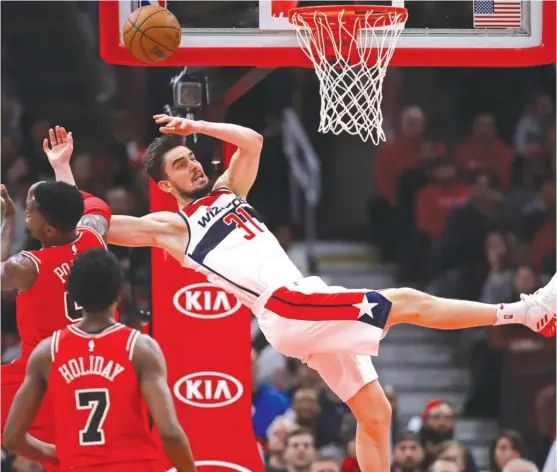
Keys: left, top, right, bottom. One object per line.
{"left": 155, "top": 115, "right": 263, "bottom": 198}
{"left": 132, "top": 334, "right": 196, "bottom": 472}
{"left": 3, "top": 338, "right": 58, "bottom": 465}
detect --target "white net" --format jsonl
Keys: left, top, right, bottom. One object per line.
{"left": 290, "top": 7, "right": 407, "bottom": 144}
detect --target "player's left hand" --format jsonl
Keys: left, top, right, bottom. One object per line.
{"left": 43, "top": 126, "right": 74, "bottom": 168}
{"left": 1, "top": 184, "right": 15, "bottom": 218}
{"left": 154, "top": 114, "right": 196, "bottom": 136}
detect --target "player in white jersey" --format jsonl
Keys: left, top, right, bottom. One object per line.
{"left": 48, "top": 115, "right": 557, "bottom": 472}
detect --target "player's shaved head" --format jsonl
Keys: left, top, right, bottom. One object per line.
{"left": 67, "top": 248, "right": 123, "bottom": 314}
{"left": 31, "top": 181, "right": 84, "bottom": 232}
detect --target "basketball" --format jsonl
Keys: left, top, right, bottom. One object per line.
{"left": 123, "top": 5, "right": 181, "bottom": 64}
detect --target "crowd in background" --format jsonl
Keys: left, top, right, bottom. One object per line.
{"left": 1, "top": 3, "right": 556, "bottom": 472}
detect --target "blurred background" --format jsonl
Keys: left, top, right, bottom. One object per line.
{"left": 1, "top": 2, "right": 555, "bottom": 472}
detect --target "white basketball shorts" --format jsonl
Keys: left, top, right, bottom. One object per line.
{"left": 252, "top": 276, "right": 393, "bottom": 402}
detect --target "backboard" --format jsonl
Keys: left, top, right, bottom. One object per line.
{"left": 100, "top": 0, "right": 555, "bottom": 67}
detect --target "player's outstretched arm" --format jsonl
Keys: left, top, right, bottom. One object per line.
{"left": 155, "top": 115, "right": 263, "bottom": 199}
{"left": 3, "top": 338, "right": 58, "bottom": 465}
{"left": 108, "top": 212, "right": 186, "bottom": 248}
{"left": 42, "top": 126, "right": 112, "bottom": 239}
{"left": 132, "top": 334, "right": 196, "bottom": 472}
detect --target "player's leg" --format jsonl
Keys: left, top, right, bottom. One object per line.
{"left": 383, "top": 273, "right": 556, "bottom": 337}
{"left": 264, "top": 274, "right": 556, "bottom": 337}
{"left": 305, "top": 353, "right": 390, "bottom": 472}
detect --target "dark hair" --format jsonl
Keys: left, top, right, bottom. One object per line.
{"left": 144, "top": 134, "right": 185, "bottom": 182}
{"left": 489, "top": 430, "right": 525, "bottom": 472}
{"left": 67, "top": 248, "right": 123, "bottom": 313}
{"left": 34, "top": 181, "right": 84, "bottom": 232}
{"left": 285, "top": 428, "right": 314, "bottom": 447}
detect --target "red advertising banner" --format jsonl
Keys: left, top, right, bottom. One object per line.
{"left": 149, "top": 144, "right": 262, "bottom": 471}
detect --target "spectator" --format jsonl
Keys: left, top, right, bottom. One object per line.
{"left": 396, "top": 142, "right": 447, "bottom": 283}
{"left": 252, "top": 348, "right": 291, "bottom": 439}
{"left": 454, "top": 114, "right": 512, "bottom": 190}
{"left": 316, "top": 385, "right": 350, "bottom": 453}
{"left": 437, "top": 440, "right": 472, "bottom": 472}
{"left": 502, "top": 459, "right": 539, "bottom": 472}
{"left": 266, "top": 417, "right": 297, "bottom": 472}
{"left": 282, "top": 429, "right": 316, "bottom": 472}
{"left": 369, "top": 106, "right": 438, "bottom": 261}
{"left": 427, "top": 172, "right": 504, "bottom": 299}
{"left": 490, "top": 430, "right": 525, "bottom": 472}
{"left": 429, "top": 460, "right": 460, "bottom": 472}
{"left": 514, "top": 93, "right": 554, "bottom": 159}
{"left": 417, "top": 401, "right": 478, "bottom": 472}
{"left": 415, "top": 158, "right": 470, "bottom": 240}
{"left": 310, "top": 455, "right": 341, "bottom": 472}
{"left": 481, "top": 231, "right": 514, "bottom": 303}
{"left": 392, "top": 431, "right": 425, "bottom": 472}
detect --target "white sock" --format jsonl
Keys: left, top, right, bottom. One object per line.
{"left": 494, "top": 301, "right": 528, "bottom": 326}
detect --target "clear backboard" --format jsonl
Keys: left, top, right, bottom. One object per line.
{"left": 100, "top": 0, "right": 556, "bottom": 67}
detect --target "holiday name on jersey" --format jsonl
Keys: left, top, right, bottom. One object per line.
{"left": 58, "top": 356, "right": 125, "bottom": 384}
{"left": 198, "top": 196, "right": 244, "bottom": 228}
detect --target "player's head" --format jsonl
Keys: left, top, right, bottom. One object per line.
{"left": 25, "top": 181, "right": 84, "bottom": 243}
{"left": 67, "top": 248, "right": 123, "bottom": 316}
{"left": 144, "top": 134, "right": 211, "bottom": 201}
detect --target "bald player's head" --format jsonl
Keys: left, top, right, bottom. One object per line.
{"left": 502, "top": 459, "right": 539, "bottom": 472}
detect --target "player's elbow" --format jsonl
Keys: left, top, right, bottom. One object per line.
{"left": 159, "top": 425, "right": 187, "bottom": 444}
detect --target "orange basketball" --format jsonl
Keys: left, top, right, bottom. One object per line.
{"left": 123, "top": 5, "right": 181, "bottom": 64}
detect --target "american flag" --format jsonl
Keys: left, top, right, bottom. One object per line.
{"left": 473, "top": 0, "right": 522, "bottom": 28}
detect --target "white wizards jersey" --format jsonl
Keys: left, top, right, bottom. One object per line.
{"left": 178, "top": 188, "right": 303, "bottom": 309}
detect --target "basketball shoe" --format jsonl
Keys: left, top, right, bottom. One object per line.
{"left": 521, "top": 273, "right": 556, "bottom": 338}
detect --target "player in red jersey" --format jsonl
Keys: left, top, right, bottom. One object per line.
{"left": 4, "top": 248, "right": 196, "bottom": 472}
{"left": 1, "top": 127, "right": 112, "bottom": 472}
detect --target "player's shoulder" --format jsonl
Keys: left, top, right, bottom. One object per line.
{"left": 2, "top": 251, "right": 40, "bottom": 291}
{"left": 76, "top": 225, "right": 107, "bottom": 249}
{"left": 148, "top": 211, "right": 187, "bottom": 228}
{"left": 130, "top": 333, "right": 164, "bottom": 371}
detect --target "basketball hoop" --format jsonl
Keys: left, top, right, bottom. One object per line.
{"left": 288, "top": 5, "right": 408, "bottom": 143}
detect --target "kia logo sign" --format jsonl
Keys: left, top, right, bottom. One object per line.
{"left": 168, "top": 462, "right": 252, "bottom": 472}
{"left": 173, "top": 372, "right": 243, "bottom": 408}
{"left": 173, "top": 283, "right": 241, "bottom": 319}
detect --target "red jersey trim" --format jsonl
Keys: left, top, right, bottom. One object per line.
{"left": 67, "top": 323, "right": 125, "bottom": 339}
{"left": 77, "top": 226, "right": 107, "bottom": 248}
{"left": 126, "top": 330, "right": 140, "bottom": 361}
{"left": 20, "top": 251, "right": 41, "bottom": 273}
{"left": 182, "top": 188, "right": 232, "bottom": 217}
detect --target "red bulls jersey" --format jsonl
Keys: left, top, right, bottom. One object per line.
{"left": 49, "top": 323, "right": 161, "bottom": 471}
{"left": 17, "top": 227, "right": 109, "bottom": 358}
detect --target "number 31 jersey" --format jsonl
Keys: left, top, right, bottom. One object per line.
{"left": 49, "top": 323, "right": 161, "bottom": 471}
{"left": 179, "top": 188, "right": 303, "bottom": 308}
{"left": 17, "top": 227, "right": 109, "bottom": 359}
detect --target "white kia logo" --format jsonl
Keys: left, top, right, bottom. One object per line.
{"left": 173, "top": 371, "right": 243, "bottom": 408}
{"left": 173, "top": 283, "right": 241, "bottom": 319}
{"left": 168, "top": 461, "right": 252, "bottom": 472}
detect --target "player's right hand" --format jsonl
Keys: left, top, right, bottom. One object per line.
{"left": 43, "top": 125, "right": 74, "bottom": 168}
{"left": 1, "top": 184, "right": 15, "bottom": 218}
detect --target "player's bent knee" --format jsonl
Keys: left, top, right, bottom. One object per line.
{"left": 346, "top": 381, "right": 392, "bottom": 437}
{"left": 382, "top": 287, "right": 434, "bottom": 326}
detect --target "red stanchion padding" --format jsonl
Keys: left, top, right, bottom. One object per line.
{"left": 149, "top": 144, "right": 262, "bottom": 471}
